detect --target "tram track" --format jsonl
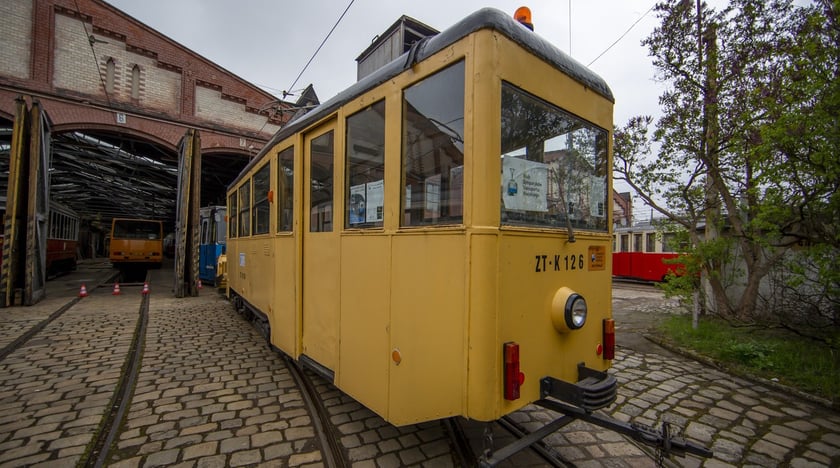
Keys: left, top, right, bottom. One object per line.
{"left": 447, "top": 415, "right": 574, "bottom": 467}
{"left": 612, "top": 278, "right": 660, "bottom": 292}
{"left": 0, "top": 271, "right": 119, "bottom": 363}
{"left": 284, "top": 355, "right": 349, "bottom": 468}
{"left": 82, "top": 271, "right": 151, "bottom": 468}
{"left": 0, "top": 268, "right": 150, "bottom": 466}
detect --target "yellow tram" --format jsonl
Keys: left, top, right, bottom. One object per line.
{"left": 227, "top": 7, "right": 614, "bottom": 426}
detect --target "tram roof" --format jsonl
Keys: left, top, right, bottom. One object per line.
{"left": 230, "top": 7, "right": 614, "bottom": 188}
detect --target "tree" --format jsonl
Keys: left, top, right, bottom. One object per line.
{"left": 614, "top": 0, "right": 839, "bottom": 324}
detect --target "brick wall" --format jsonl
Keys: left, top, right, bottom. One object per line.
{"left": 0, "top": 0, "right": 297, "bottom": 147}
{"left": 53, "top": 14, "right": 102, "bottom": 97}
{"left": 195, "top": 86, "right": 280, "bottom": 135}
{"left": 0, "top": 0, "right": 33, "bottom": 80}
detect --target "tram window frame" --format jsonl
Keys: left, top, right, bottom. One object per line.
{"left": 500, "top": 82, "right": 609, "bottom": 232}
{"left": 214, "top": 209, "right": 226, "bottom": 243}
{"left": 646, "top": 233, "right": 656, "bottom": 252}
{"left": 201, "top": 217, "right": 210, "bottom": 244}
{"left": 277, "top": 147, "right": 294, "bottom": 232}
{"left": 345, "top": 100, "right": 386, "bottom": 229}
{"left": 229, "top": 193, "right": 238, "bottom": 239}
{"left": 633, "top": 233, "right": 643, "bottom": 252}
{"left": 310, "top": 131, "right": 335, "bottom": 233}
{"left": 253, "top": 163, "right": 271, "bottom": 235}
{"left": 238, "top": 180, "right": 251, "bottom": 237}
{"left": 662, "top": 233, "right": 677, "bottom": 253}
{"left": 401, "top": 60, "right": 465, "bottom": 227}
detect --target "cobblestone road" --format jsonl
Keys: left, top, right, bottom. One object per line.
{"left": 0, "top": 264, "right": 838, "bottom": 467}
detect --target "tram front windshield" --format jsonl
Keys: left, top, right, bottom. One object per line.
{"left": 112, "top": 220, "right": 162, "bottom": 240}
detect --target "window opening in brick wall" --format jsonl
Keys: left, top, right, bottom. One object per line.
{"left": 131, "top": 65, "right": 140, "bottom": 100}
{"left": 106, "top": 58, "right": 115, "bottom": 94}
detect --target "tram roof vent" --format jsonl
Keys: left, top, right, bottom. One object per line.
{"left": 356, "top": 15, "right": 439, "bottom": 81}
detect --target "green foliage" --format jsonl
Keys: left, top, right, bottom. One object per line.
{"left": 614, "top": 0, "right": 840, "bottom": 323}
{"left": 722, "top": 341, "right": 777, "bottom": 370}
{"left": 658, "top": 315, "right": 840, "bottom": 402}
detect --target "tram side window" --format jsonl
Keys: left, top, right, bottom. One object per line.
{"left": 633, "top": 233, "right": 643, "bottom": 252}
{"left": 239, "top": 181, "right": 251, "bottom": 237}
{"left": 253, "top": 163, "right": 271, "bottom": 235}
{"left": 402, "top": 61, "right": 465, "bottom": 227}
{"left": 346, "top": 100, "right": 386, "bottom": 229}
{"left": 214, "top": 209, "right": 226, "bottom": 243}
{"left": 662, "top": 233, "right": 676, "bottom": 253}
{"left": 310, "top": 132, "right": 334, "bottom": 232}
{"left": 277, "top": 147, "right": 294, "bottom": 232}
{"left": 500, "top": 83, "right": 608, "bottom": 231}
{"left": 200, "top": 218, "right": 210, "bottom": 244}
{"left": 646, "top": 233, "right": 656, "bottom": 252}
{"left": 229, "top": 193, "right": 238, "bottom": 239}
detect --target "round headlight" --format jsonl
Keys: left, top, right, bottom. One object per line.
{"left": 565, "top": 294, "right": 587, "bottom": 330}
{"left": 550, "top": 287, "right": 588, "bottom": 333}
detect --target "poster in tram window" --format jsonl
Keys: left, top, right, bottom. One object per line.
{"left": 349, "top": 184, "right": 366, "bottom": 224}
{"left": 502, "top": 157, "right": 548, "bottom": 212}
{"left": 366, "top": 180, "right": 384, "bottom": 223}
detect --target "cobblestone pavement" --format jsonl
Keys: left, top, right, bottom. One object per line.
{"left": 1, "top": 266, "right": 838, "bottom": 467}
{"left": 0, "top": 287, "right": 139, "bottom": 465}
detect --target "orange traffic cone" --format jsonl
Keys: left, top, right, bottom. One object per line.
{"left": 112, "top": 282, "right": 121, "bottom": 295}
{"left": 197, "top": 279, "right": 203, "bottom": 290}
{"left": 79, "top": 284, "right": 88, "bottom": 297}
{"left": 141, "top": 282, "right": 150, "bottom": 295}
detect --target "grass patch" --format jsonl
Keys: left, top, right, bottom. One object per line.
{"left": 656, "top": 315, "right": 840, "bottom": 403}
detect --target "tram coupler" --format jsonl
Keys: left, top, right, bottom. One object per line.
{"left": 540, "top": 363, "right": 618, "bottom": 411}
{"left": 536, "top": 398, "right": 714, "bottom": 460}
{"left": 479, "top": 363, "right": 711, "bottom": 467}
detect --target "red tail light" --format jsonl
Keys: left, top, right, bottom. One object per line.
{"left": 504, "top": 342, "right": 525, "bottom": 400}
{"left": 603, "top": 319, "right": 615, "bottom": 360}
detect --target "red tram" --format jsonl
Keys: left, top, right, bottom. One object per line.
{"left": 46, "top": 201, "right": 80, "bottom": 276}
{"left": 613, "top": 225, "right": 685, "bottom": 282}
{"left": 0, "top": 201, "right": 79, "bottom": 277}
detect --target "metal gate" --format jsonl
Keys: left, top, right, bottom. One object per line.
{"left": 174, "top": 129, "right": 201, "bottom": 298}
{"left": 1, "top": 98, "right": 51, "bottom": 306}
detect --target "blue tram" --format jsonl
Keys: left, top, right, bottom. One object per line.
{"left": 199, "top": 206, "right": 226, "bottom": 285}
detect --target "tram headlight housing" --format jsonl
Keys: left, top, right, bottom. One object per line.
{"left": 551, "top": 287, "right": 588, "bottom": 332}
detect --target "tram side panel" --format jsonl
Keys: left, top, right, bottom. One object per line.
{"left": 465, "top": 232, "right": 502, "bottom": 421}
{"left": 338, "top": 234, "right": 391, "bottom": 418}
{"left": 388, "top": 233, "right": 466, "bottom": 425}
{"left": 249, "top": 238, "right": 275, "bottom": 326}
{"left": 271, "top": 236, "right": 297, "bottom": 357}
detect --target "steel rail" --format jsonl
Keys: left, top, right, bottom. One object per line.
{"left": 0, "top": 271, "right": 119, "bottom": 362}
{"left": 284, "top": 355, "right": 349, "bottom": 468}
{"left": 83, "top": 271, "right": 151, "bottom": 468}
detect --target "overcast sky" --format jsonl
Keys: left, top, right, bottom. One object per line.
{"left": 103, "top": 0, "right": 672, "bottom": 127}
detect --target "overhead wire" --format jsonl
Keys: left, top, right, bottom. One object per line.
{"left": 282, "top": 0, "right": 355, "bottom": 99}
{"left": 587, "top": 4, "right": 656, "bottom": 67}
{"left": 253, "top": 0, "right": 355, "bottom": 138}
